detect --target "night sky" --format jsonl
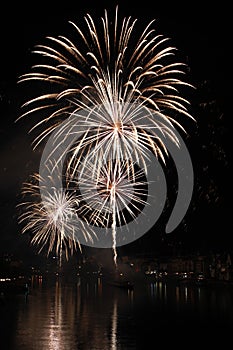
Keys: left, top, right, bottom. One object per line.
{"left": 0, "top": 1, "right": 230, "bottom": 262}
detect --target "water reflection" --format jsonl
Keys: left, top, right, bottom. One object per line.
{"left": 111, "top": 298, "right": 117, "bottom": 350}
{"left": 152, "top": 281, "right": 167, "bottom": 301}
{"left": 1, "top": 276, "right": 233, "bottom": 349}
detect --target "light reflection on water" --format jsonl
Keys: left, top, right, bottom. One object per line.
{"left": 1, "top": 276, "right": 233, "bottom": 349}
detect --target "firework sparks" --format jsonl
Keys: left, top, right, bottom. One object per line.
{"left": 17, "top": 6, "right": 193, "bottom": 154}
{"left": 17, "top": 6, "right": 194, "bottom": 267}
{"left": 17, "top": 170, "right": 96, "bottom": 266}
{"left": 68, "top": 154, "right": 148, "bottom": 266}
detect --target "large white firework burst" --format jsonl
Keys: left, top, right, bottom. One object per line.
{"left": 17, "top": 6, "right": 193, "bottom": 155}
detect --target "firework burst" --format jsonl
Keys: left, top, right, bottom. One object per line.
{"left": 17, "top": 6, "right": 193, "bottom": 154}
{"left": 17, "top": 170, "right": 96, "bottom": 266}
{"left": 68, "top": 154, "right": 149, "bottom": 265}
{"left": 17, "top": 6, "right": 194, "bottom": 266}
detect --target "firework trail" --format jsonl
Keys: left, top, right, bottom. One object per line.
{"left": 17, "top": 6, "right": 194, "bottom": 266}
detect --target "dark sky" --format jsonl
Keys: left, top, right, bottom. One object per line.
{"left": 0, "top": 1, "right": 230, "bottom": 261}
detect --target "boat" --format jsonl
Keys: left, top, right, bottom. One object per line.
{"left": 108, "top": 279, "right": 134, "bottom": 290}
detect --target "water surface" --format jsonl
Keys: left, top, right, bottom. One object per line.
{"left": 1, "top": 276, "right": 233, "bottom": 349}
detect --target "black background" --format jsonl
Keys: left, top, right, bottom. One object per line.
{"left": 0, "top": 1, "right": 230, "bottom": 261}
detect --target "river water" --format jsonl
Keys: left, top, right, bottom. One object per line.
{"left": 1, "top": 275, "right": 233, "bottom": 349}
